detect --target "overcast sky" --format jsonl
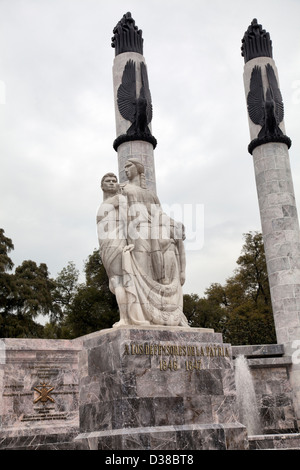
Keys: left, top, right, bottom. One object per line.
{"left": 1, "top": 0, "right": 300, "bottom": 298}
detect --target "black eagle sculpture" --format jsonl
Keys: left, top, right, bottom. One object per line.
{"left": 247, "top": 63, "right": 291, "bottom": 153}
{"left": 113, "top": 59, "right": 157, "bottom": 150}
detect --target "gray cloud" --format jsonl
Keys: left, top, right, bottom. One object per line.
{"left": 1, "top": 0, "right": 300, "bottom": 297}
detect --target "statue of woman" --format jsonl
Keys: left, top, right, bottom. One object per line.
{"left": 121, "top": 159, "right": 186, "bottom": 285}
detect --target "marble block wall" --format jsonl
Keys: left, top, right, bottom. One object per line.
{"left": 76, "top": 326, "right": 248, "bottom": 450}
{"left": 1, "top": 330, "right": 300, "bottom": 449}
{"left": 0, "top": 337, "right": 82, "bottom": 450}
{"left": 233, "top": 344, "right": 299, "bottom": 434}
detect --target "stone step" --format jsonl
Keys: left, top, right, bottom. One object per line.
{"left": 249, "top": 433, "right": 300, "bottom": 450}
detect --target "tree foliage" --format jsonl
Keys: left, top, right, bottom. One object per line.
{"left": 0, "top": 228, "right": 276, "bottom": 344}
{"left": 43, "top": 261, "right": 80, "bottom": 338}
{"left": 0, "top": 229, "right": 15, "bottom": 323}
{"left": 62, "top": 250, "right": 119, "bottom": 338}
{"left": 0, "top": 230, "right": 53, "bottom": 337}
{"left": 184, "top": 231, "right": 276, "bottom": 345}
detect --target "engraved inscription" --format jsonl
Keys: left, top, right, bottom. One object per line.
{"left": 124, "top": 342, "right": 230, "bottom": 372}
{"left": 21, "top": 406, "right": 67, "bottom": 422}
{"left": 124, "top": 342, "right": 229, "bottom": 358}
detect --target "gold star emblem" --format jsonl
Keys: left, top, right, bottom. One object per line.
{"left": 33, "top": 382, "right": 55, "bottom": 404}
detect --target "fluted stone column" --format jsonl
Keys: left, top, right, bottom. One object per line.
{"left": 242, "top": 19, "right": 300, "bottom": 426}
{"left": 111, "top": 13, "right": 157, "bottom": 193}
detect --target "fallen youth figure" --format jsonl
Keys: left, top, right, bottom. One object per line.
{"left": 96, "top": 160, "right": 189, "bottom": 327}
{"left": 96, "top": 173, "right": 130, "bottom": 324}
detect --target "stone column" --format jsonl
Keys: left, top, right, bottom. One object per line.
{"left": 111, "top": 12, "right": 157, "bottom": 193}
{"left": 242, "top": 19, "right": 300, "bottom": 426}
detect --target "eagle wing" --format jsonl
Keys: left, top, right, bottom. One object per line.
{"left": 117, "top": 60, "right": 137, "bottom": 123}
{"left": 247, "top": 65, "right": 265, "bottom": 126}
{"left": 266, "top": 63, "right": 284, "bottom": 124}
{"left": 140, "top": 61, "right": 153, "bottom": 125}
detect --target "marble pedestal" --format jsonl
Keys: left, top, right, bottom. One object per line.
{"left": 75, "top": 326, "right": 248, "bottom": 450}
{"left": 0, "top": 338, "right": 82, "bottom": 450}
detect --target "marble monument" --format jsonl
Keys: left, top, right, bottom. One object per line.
{"left": 74, "top": 12, "right": 248, "bottom": 450}
{"left": 242, "top": 19, "right": 300, "bottom": 429}
{"left": 2, "top": 13, "right": 300, "bottom": 451}
{"left": 96, "top": 161, "right": 188, "bottom": 328}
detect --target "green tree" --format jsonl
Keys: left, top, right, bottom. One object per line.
{"left": 0, "top": 229, "right": 16, "bottom": 335}
{"left": 52, "top": 262, "right": 80, "bottom": 320}
{"left": 183, "top": 293, "right": 225, "bottom": 333}
{"left": 223, "top": 232, "right": 276, "bottom": 344}
{"left": 184, "top": 232, "right": 276, "bottom": 345}
{"left": 44, "top": 262, "right": 80, "bottom": 338}
{"left": 0, "top": 228, "right": 14, "bottom": 272}
{"left": 14, "top": 261, "right": 55, "bottom": 317}
{"left": 0, "top": 229, "right": 56, "bottom": 338}
{"left": 11, "top": 260, "right": 55, "bottom": 337}
{"left": 64, "top": 250, "right": 119, "bottom": 337}
{"left": 0, "top": 228, "right": 276, "bottom": 343}
{"left": 235, "top": 231, "right": 271, "bottom": 308}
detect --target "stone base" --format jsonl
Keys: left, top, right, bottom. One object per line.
{"left": 77, "top": 325, "right": 248, "bottom": 450}
{"left": 249, "top": 433, "right": 300, "bottom": 450}
{"left": 0, "top": 426, "right": 81, "bottom": 450}
{"left": 0, "top": 337, "right": 82, "bottom": 450}
{"left": 76, "top": 423, "right": 248, "bottom": 450}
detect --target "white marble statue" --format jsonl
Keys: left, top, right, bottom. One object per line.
{"left": 97, "top": 159, "right": 189, "bottom": 327}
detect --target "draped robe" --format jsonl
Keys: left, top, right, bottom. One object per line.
{"left": 97, "top": 184, "right": 188, "bottom": 327}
